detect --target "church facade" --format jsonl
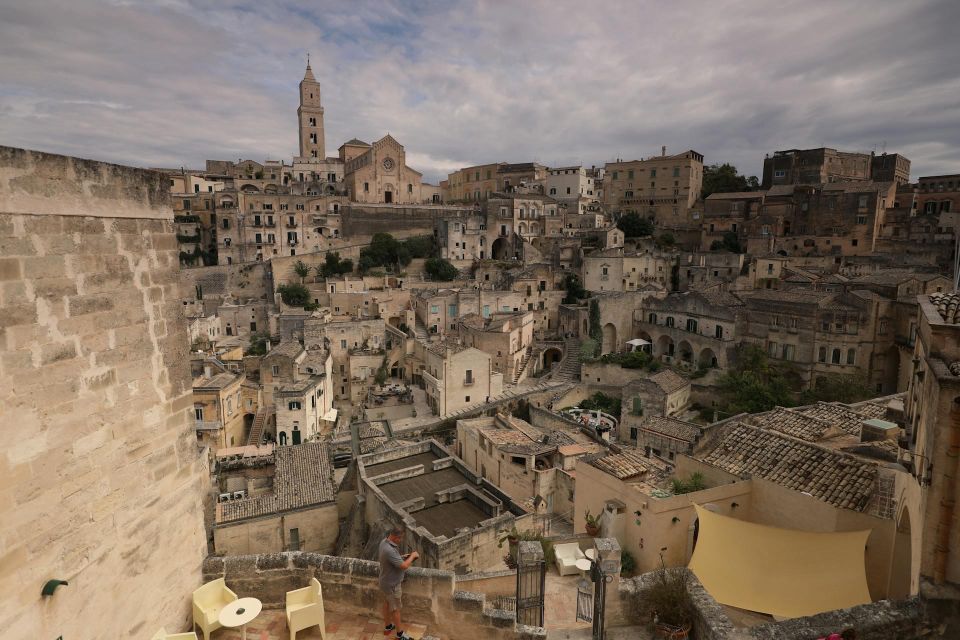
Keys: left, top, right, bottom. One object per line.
{"left": 340, "top": 134, "right": 426, "bottom": 205}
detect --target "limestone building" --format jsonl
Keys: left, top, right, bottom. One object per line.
{"left": 341, "top": 134, "right": 425, "bottom": 204}
{"left": 212, "top": 442, "right": 338, "bottom": 555}
{"left": 0, "top": 147, "right": 207, "bottom": 638}
{"left": 761, "top": 147, "right": 911, "bottom": 188}
{"left": 603, "top": 148, "right": 704, "bottom": 228}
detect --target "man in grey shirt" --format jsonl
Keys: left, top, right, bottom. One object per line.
{"left": 379, "top": 524, "right": 419, "bottom": 639}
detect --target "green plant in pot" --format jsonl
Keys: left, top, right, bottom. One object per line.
{"left": 584, "top": 509, "right": 601, "bottom": 536}
{"left": 497, "top": 527, "right": 521, "bottom": 551}
{"left": 637, "top": 560, "right": 695, "bottom": 639}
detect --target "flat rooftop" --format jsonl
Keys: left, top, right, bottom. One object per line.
{"left": 361, "top": 445, "right": 501, "bottom": 539}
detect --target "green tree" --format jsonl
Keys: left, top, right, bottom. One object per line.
{"left": 656, "top": 233, "right": 676, "bottom": 249}
{"left": 403, "top": 235, "right": 437, "bottom": 259}
{"left": 245, "top": 332, "right": 270, "bottom": 356}
{"left": 424, "top": 257, "right": 459, "bottom": 281}
{"left": 359, "top": 233, "right": 412, "bottom": 273}
{"left": 277, "top": 283, "right": 312, "bottom": 308}
{"left": 616, "top": 212, "right": 654, "bottom": 238}
{"left": 800, "top": 373, "right": 874, "bottom": 405}
{"left": 701, "top": 163, "right": 760, "bottom": 199}
{"left": 292, "top": 259, "right": 311, "bottom": 283}
{"left": 579, "top": 392, "right": 621, "bottom": 417}
{"left": 562, "top": 273, "right": 589, "bottom": 304}
{"left": 319, "top": 251, "right": 353, "bottom": 278}
{"left": 710, "top": 231, "right": 742, "bottom": 253}
{"left": 716, "top": 344, "right": 796, "bottom": 415}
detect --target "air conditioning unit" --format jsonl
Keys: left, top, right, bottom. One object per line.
{"left": 218, "top": 493, "right": 231, "bottom": 503}
{"left": 233, "top": 490, "right": 246, "bottom": 500}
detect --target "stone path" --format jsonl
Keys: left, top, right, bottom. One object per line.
{"left": 213, "top": 610, "right": 428, "bottom": 640}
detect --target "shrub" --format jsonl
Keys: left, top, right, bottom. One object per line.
{"left": 277, "top": 283, "right": 311, "bottom": 307}
{"left": 636, "top": 562, "right": 696, "bottom": 629}
{"left": 670, "top": 472, "right": 707, "bottom": 495}
{"left": 424, "top": 257, "right": 459, "bottom": 281}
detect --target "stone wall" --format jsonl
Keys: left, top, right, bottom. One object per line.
{"left": 611, "top": 567, "right": 932, "bottom": 640}
{"left": 0, "top": 146, "right": 208, "bottom": 638}
{"left": 202, "top": 552, "right": 545, "bottom": 640}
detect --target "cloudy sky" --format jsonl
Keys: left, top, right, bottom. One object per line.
{"left": 1, "top": 0, "right": 959, "bottom": 184}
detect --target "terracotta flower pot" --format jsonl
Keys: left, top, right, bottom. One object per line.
{"left": 585, "top": 523, "right": 600, "bottom": 537}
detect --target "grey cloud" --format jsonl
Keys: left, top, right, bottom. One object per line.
{"left": 0, "top": 0, "right": 958, "bottom": 183}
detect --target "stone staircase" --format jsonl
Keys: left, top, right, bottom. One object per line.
{"left": 512, "top": 346, "right": 534, "bottom": 385}
{"left": 245, "top": 405, "right": 272, "bottom": 446}
{"left": 413, "top": 317, "right": 429, "bottom": 341}
{"left": 553, "top": 337, "right": 582, "bottom": 381}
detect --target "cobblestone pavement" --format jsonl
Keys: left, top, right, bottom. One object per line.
{"left": 212, "top": 610, "right": 428, "bottom": 640}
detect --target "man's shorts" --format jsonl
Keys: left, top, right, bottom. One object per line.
{"left": 382, "top": 583, "right": 402, "bottom": 611}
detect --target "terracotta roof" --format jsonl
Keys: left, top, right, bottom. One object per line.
{"left": 217, "top": 442, "right": 335, "bottom": 524}
{"left": 749, "top": 407, "right": 839, "bottom": 442}
{"left": 425, "top": 339, "right": 471, "bottom": 357}
{"left": 640, "top": 416, "right": 701, "bottom": 443}
{"left": 795, "top": 402, "right": 874, "bottom": 437}
{"left": 193, "top": 371, "right": 239, "bottom": 390}
{"left": 700, "top": 423, "right": 877, "bottom": 511}
{"left": 929, "top": 292, "right": 960, "bottom": 324}
{"left": 343, "top": 138, "right": 371, "bottom": 146}
{"left": 588, "top": 450, "right": 651, "bottom": 480}
{"left": 266, "top": 340, "right": 305, "bottom": 359}
{"left": 650, "top": 369, "right": 689, "bottom": 394}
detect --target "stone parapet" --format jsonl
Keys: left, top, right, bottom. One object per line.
{"left": 202, "top": 552, "right": 545, "bottom": 639}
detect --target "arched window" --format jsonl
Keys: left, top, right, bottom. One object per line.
{"left": 279, "top": 431, "right": 288, "bottom": 445}
{"left": 665, "top": 316, "right": 675, "bottom": 328}
{"left": 818, "top": 346, "right": 827, "bottom": 363}
{"left": 847, "top": 348, "right": 856, "bottom": 365}
{"left": 648, "top": 313, "right": 657, "bottom": 324}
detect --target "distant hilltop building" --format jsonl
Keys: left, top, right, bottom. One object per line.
{"left": 762, "top": 147, "right": 911, "bottom": 188}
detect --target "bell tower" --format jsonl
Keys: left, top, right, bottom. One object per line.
{"left": 297, "top": 56, "right": 325, "bottom": 159}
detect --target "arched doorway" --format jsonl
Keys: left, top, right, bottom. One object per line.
{"left": 243, "top": 413, "right": 255, "bottom": 443}
{"left": 699, "top": 348, "right": 718, "bottom": 369}
{"left": 601, "top": 323, "right": 618, "bottom": 355}
{"left": 492, "top": 237, "right": 509, "bottom": 260}
{"left": 889, "top": 508, "right": 913, "bottom": 598}
{"left": 542, "top": 347, "right": 563, "bottom": 369}
{"left": 678, "top": 340, "right": 693, "bottom": 364}
{"left": 657, "top": 335, "right": 674, "bottom": 358}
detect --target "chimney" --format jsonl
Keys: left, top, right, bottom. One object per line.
{"left": 661, "top": 145, "right": 667, "bottom": 157}
{"left": 204, "top": 365, "right": 212, "bottom": 379}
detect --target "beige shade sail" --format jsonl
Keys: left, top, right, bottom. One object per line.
{"left": 688, "top": 505, "right": 872, "bottom": 619}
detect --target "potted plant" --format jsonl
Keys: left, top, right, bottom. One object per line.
{"left": 497, "top": 527, "right": 521, "bottom": 552}
{"left": 584, "top": 509, "right": 601, "bottom": 536}
{"left": 637, "top": 561, "right": 695, "bottom": 639}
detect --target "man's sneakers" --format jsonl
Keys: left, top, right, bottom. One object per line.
{"left": 384, "top": 623, "right": 414, "bottom": 639}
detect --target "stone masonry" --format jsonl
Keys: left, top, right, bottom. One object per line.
{"left": 0, "top": 147, "right": 208, "bottom": 638}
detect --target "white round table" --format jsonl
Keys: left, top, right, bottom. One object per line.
{"left": 575, "top": 558, "right": 592, "bottom": 579}
{"left": 218, "top": 597, "right": 262, "bottom": 640}
{"left": 584, "top": 549, "right": 597, "bottom": 561}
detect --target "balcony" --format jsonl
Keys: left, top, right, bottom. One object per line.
{"left": 286, "top": 221, "right": 298, "bottom": 228}
{"left": 264, "top": 221, "right": 276, "bottom": 228}
{"left": 194, "top": 420, "right": 222, "bottom": 432}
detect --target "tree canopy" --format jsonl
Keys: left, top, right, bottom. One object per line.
{"left": 701, "top": 163, "right": 760, "bottom": 199}
{"left": 357, "top": 233, "right": 437, "bottom": 273}
{"left": 424, "top": 257, "right": 459, "bottom": 281}
{"left": 617, "top": 212, "right": 654, "bottom": 238}
{"left": 800, "top": 373, "right": 874, "bottom": 405}
{"left": 710, "top": 231, "right": 742, "bottom": 253}
{"left": 716, "top": 344, "right": 796, "bottom": 416}
{"left": 318, "top": 251, "right": 353, "bottom": 278}
{"left": 562, "top": 273, "right": 589, "bottom": 304}
{"left": 277, "top": 283, "right": 316, "bottom": 310}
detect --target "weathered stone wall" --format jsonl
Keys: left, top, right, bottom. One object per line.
{"left": 202, "top": 552, "right": 546, "bottom": 640}
{"left": 0, "top": 147, "right": 208, "bottom": 638}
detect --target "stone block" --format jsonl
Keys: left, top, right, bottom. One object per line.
{"left": 22, "top": 255, "right": 66, "bottom": 279}
{"left": 0, "top": 304, "right": 37, "bottom": 328}
{"left": 453, "top": 590, "right": 485, "bottom": 612}
{"left": 0, "top": 258, "right": 21, "bottom": 281}
{"left": 67, "top": 293, "right": 115, "bottom": 316}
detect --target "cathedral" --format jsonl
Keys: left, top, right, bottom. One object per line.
{"left": 295, "top": 60, "right": 432, "bottom": 204}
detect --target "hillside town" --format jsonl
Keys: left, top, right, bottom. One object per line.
{"left": 5, "top": 52, "right": 960, "bottom": 640}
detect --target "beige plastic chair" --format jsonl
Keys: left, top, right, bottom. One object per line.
{"left": 151, "top": 630, "right": 198, "bottom": 640}
{"left": 286, "top": 577, "right": 326, "bottom": 640}
{"left": 192, "top": 577, "right": 238, "bottom": 640}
